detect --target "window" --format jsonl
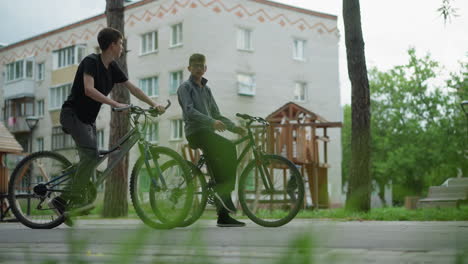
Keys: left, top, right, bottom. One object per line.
{"left": 52, "top": 126, "right": 74, "bottom": 150}
{"left": 237, "top": 28, "right": 253, "bottom": 51}
{"left": 77, "top": 45, "right": 86, "bottom": 63}
{"left": 170, "top": 120, "right": 184, "bottom": 140}
{"left": 37, "top": 63, "right": 45, "bottom": 80}
{"left": 169, "top": 71, "right": 183, "bottom": 95}
{"left": 145, "top": 122, "right": 159, "bottom": 143}
{"left": 36, "top": 138, "right": 44, "bottom": 152}
{"left": 237, "top": 73, "right": 256, "bottom": 96}
{"left": 141, "top": 31, "right": 158, "bottom": 54}
{"left": 36, "top": 100, "right": 45, "bottom": 117}
{"left": 49, "top": 83, "right": 72, "bottom": 110}
{"left": 5, "top": 58, "right": 35, "bottom": 82}
{"left": 293, "top": 39, "right": 306, "bottom": 60}
{"left": 15, "top": 60, "right": 24, "bottom": 80}
{"left": 53, "top": 45, "right": 86, "bottom": 69}
{"left": 97, "top": 130, "right": 105, "bottom": 149}
{"left": 139, "top": 76, "right": 159, "bottom": 97}
{"left": 293, "top": 82, "right": 307, "bottom": 102}
{"left": 12, "top": 101, "right": 34, "bottom": 117}
{"left": 26, "top": 60, "right": 34, "bottom": 78}
{"left": 170, "top": 23, "right": 183, "bottom": 47}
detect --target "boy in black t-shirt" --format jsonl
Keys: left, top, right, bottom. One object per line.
{"left": 51, "top": 27, "right": 165, "bottom": 225}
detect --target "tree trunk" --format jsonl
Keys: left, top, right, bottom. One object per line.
{"left": 102, "top": 0, "right": 130, "bottom": 217}
{"left": 343, "top": 0, "right": 372, "bottom": 212}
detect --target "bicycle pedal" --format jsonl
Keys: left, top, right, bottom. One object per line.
{"left": 207, "top": 194, "right": 215, "bottom": 205}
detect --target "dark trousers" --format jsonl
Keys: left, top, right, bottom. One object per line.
{"left": 187, "top": 130, "right": 237, "bottom": 197}
{"left": 60, "top": 107, "right": 98, "bottom": 202}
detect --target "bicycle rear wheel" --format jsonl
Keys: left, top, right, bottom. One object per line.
{"left": 8, "top": 151, "right": 72, "bottom": 229}
{"left": 238, "top": 154, "right": 304, "bottom": 227}
{"left": 130, "top": 146, "right": 193, "bottom": 229}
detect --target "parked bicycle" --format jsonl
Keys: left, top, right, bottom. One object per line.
{"left": 155, "top": 113, "right": 305, "bottom": 227}
{"left": 8, "top": 101, "right": 194, "bottom": 229}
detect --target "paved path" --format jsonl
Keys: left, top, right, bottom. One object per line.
{"left": 1, "top": 219, "right": 467, "bottom": 263}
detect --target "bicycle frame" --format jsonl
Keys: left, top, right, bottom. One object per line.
{"left": 41, "top": 107, "right": 168, "bottom": 195}
{"left": 197, "top": 121, "right": 276, "bottom": 192}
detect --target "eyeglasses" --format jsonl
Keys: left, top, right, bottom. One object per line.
{"left": 190, "top": 64, "right": 206, "bottom": 69}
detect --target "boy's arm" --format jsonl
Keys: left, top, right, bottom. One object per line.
{"left": 84, "top": 73, "right": 126, "bottom": 108}
{"left": 123, "top": 81, "right": 165, "bottom": 111}
{"left": 177, "top": 85, "right": 216, "bottom": 127}
{"left": 208, "top": 90, "right": 237, "bottom": 132}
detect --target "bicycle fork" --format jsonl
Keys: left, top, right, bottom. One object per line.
{"left": 138, "top": 143, "right": 167, "bottom": 191}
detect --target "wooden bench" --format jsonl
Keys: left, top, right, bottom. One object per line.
{"left": 418, "top": 185, "right": 468, "bottom": 209}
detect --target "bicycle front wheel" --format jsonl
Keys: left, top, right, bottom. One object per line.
{"left": 8, "top": 151, "right": 72, "bottom": 229}
{"left": 130, "top": 146, "right": 193, "bottom": 229}
{"left": 178, "top": 162, "right": 208, "bottom": 227}
{"left": 238, "top": 154, "right": 304, "bottom": 227}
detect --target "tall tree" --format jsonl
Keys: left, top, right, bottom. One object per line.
{"left": 102, "top": 0, "right": 130, "bottom": 217}
{"left": 343, "top": 0, "right": 371, "bottom": 212}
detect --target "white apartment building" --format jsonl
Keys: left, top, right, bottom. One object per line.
{"left": 0, "top": 0, "right": 343, "bottom": 205}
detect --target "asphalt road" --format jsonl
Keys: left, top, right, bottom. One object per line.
{"left": 1, "top": 219, "right": 467, "bottom": 263}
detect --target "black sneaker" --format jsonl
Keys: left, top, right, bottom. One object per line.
{"left": 217, "top": 215, "right": 246, "bottom": 227}
{"left": 48, "top": 197, "right": 67, "bottom": 215}
{"left": 213, "top": 193, "right": 237, "bottom": 213}
{"left": 48, "top": 197, "right": 74, "bottom": 227}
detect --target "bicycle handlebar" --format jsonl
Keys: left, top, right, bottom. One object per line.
{"left": 112, "top": 100, "right": 171, "bottom": 115}
{"left": 236, "top": 113, "right": 268, "bottom": 124}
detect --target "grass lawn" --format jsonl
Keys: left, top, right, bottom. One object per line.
{"left": 80, "top": 202, "right": 468, "bottom": 221}
{"left": 296, "top": 206, "right": 468, "bottom": 221}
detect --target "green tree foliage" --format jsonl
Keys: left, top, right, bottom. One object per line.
{"left": 342, "top": 48, "right": 467, "bottom": 205}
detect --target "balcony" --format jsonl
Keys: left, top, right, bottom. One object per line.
{"left": 3, "top": 79, "right": 35, "bottom": 100}
{"left": 4, "top": 116, "right": 31, "bottom": 133}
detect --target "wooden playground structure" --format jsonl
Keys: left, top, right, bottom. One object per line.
{"left": 0, "top": 122, "right": 24, "bottom": 221}
{"left": 264, "top": 102, "right": 342, "bottom": 209}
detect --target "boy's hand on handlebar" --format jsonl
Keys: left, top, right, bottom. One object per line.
{"left": 154, "top": 104, "right": 166, "bottom": 114}
{"left": 213, "top": 120, "right": 226, "bottom": 132}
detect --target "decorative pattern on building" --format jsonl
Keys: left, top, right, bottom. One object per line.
{"left": 0, "top": 0, "right": 338, "bottom": 64}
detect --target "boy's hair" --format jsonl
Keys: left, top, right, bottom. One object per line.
{"left": 189, "top": 53, "right": 206, "bottom": 66}
{"left": 97, "top": 27, "right": 123, "bottom": 51}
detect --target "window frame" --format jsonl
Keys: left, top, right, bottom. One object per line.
{"left": 170, "top": 23, "right": 183, "bottom": 47}
{"left": 141, "top": 31, "right": 159, "bottom": 55}
{"left": 5, "top": 57, "right": 35, "bottom": 83}
{"left": 36, "top": 137, "right": 44, "bottom": 152}
{"left": 237, "top": 73, "right": 256, "bottom": 96}
{"left": 37, "top": 62, "right": 45, "bottom": 81}
{"left": 169, "top": 70, "right": 183, "bottom": 95}
{"left": 139, "top": 76, "right": 159, "bottom": 97}
{"left": 293, "top": 38, "right": 306, "bottom": 61}
{"left": 36, "top": 99, "right": 45, "bottom": 117}
{"left": 49, "top": 83, "right": 72, "bottom": 110}
{"left": 52, "top": 45, "right": 86, "bottom": 70}
{"left": 237, "top": 27, "right": 253, "bottom": 51}
{"left": 51, "top": 126, "right": 74, "bottom": 150}
{"left": 293, "top": 82, "right": 308, "bottom": 102}
{"left": 144, "top": 122, "right": 159, "bottom": 143}
{"left": 170, "top": 119, "right": 184, "bottom": 141}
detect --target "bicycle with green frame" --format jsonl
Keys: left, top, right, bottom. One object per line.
{"left": 8, "top": 101, "right": 194, "bottom": 229}
{"left": 168, "top": 113, "right": 305, "bottom": 227}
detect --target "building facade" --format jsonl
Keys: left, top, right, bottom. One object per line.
{"left": 0, "top": 0, "right": 343, "bottom": 205}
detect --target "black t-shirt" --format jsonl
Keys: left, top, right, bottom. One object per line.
{"left": 62, "top": 53, "right": 128, "bottom": 124}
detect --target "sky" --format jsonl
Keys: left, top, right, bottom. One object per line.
{"left": 0, "top": 0, "right": 467, "bottom": 105}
